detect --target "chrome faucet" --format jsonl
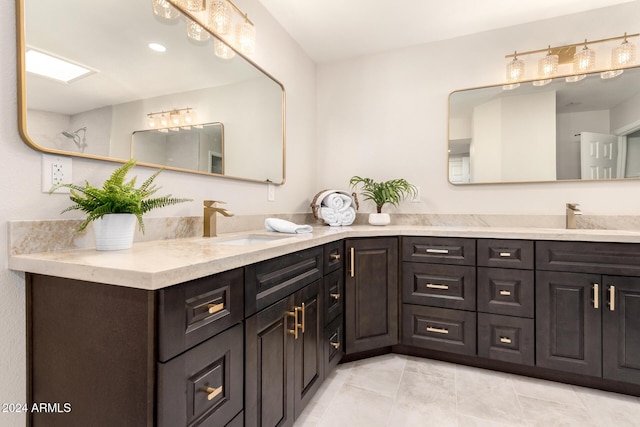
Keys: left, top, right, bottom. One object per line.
{"left": 203, "top": 200, "right": 234, "bottom": 237}
{"left": 566, "top": 203, "right": 582, "bottom": 229}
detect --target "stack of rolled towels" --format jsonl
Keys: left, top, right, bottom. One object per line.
{"left": 317, "top": 190, "right": 356, "bottom": 226}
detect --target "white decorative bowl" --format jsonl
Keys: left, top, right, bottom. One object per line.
{"left": 368, "top": 213, "right": 391, "bottom": 226}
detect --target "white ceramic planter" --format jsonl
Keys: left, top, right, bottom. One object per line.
{"left": 368, "top": 213, "right": 391, "bottom": 226}
{"left": 93, "top": 213, "right": 136, "bottom": 250}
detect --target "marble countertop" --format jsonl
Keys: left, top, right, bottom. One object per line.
{"left": 10, "top": 225, "right": 640, "bottom": 290}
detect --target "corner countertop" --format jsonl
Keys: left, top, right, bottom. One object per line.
{"left": 9, "top": 225, "right": 640, "bottom": 290}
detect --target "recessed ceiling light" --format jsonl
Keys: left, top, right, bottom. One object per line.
{"left": 148, "top": 43, "right": 167, "bottom": 52}
{"left": 25, "top": 49, "right": 94, "bottom": 83}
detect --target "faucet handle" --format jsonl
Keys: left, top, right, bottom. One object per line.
{"left": 566, "top": 203, "right": 580, "bottom": 210}
{"left": 204, "top": 200, "right": 226, "bottom": 207}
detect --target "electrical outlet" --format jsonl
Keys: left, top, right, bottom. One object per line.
{"left": 411, "top": 186, "right": 421, "bottom": 203}
{"left": 267, "top": 183, "right": 275, "bottom": 201}
{"left": 42, "top": 154, "right": 72, "bottom": 193}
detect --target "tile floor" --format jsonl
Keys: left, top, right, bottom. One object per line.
{"left": 293, "top": 354, "right": 640, "bottom": 427}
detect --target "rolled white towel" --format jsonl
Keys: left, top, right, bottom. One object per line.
{"left": 265, "top": 218, "right": 313, "bottom": 234}
{"left": 323, "top": 193, "right": 344, "bottom": 210}
{"left": 340, "top": 207, "right": 356, "bottom": 226}
{"left": 338, "top": 194, "right": 352, "bottom": 211}
{"left": 319, "top": 207, "right": 340, "bottom": 226}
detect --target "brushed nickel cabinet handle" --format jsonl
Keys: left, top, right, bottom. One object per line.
{"left": 350, "top": 247, "right": 355, "bottom": 278}
{"left": 499, "top": 290, "right": 511, "bottom": 296}
{"left": 426, "top": 248, "right": 449, "bottom": 254}
{"left": 205, "top": 385, "right": 223, "bottom": 401}
{"left": 609, "top": 285, "right": 616, "bottom": 311}
{"left": 330, "top": 253, "right": 341, "bottom": 260}
{"left": 593, "top": 283, "right": 599, "bottom": 309}
{"left": 426, "top": 326, "right": 449, "bottom": 334}
{"left": 499, "top": 252, "right": 511, "bottom": 257}
{"left": 426, "top": 283, "right": 449, "bottom": 290}
{"left": 500, "top": 337, "right": 512, "bottom": 344}
{"left": 330, "top": 293, "right": 341, "bottom": 300}
{"left": 208, "top": 302, "right": 224, "bottom": 314}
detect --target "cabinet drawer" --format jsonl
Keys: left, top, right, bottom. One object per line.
{"left": 402, "top": 305, "right": 476, "bottom": 355}
{"left": 403, "top": 263, "right": 476, "bottom": 311}
{"left": 323, "top": 268, "right": 343, "bottom": 325}
{"left": 537, "top": 241, "right": 640, "bottom": 276}
{"left": 158, "top": 268, "right": 244, "bottom": 362}
{"left": 245, "top": 246, "right": 323, "bottom": 316}
{"left": 478, "top": 313, "right": 534, "bottom": 366}
{"left": 477, "top": 267, "right": 534, "bottom": 318}
{"left": 158, "top": 323, "right": 244, "bottom": 427}
{"left": 477, "top": 239, "right": 533, "bottom": 269}
{"left": 324, "top": 315, "right": 344, "bottom": 376}
{"left": 324, "top": 240, "right": 344, "bottom": 274}
{"left": 402, "top": 236, "right": 475, "bottom": 266}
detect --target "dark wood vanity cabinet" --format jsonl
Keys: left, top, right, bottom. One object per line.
{"left": 27, "top": 268, "right": 245, "bottom": 427}
{"left": 536, "top": 241, "right": 640, "bottom": 385}
{"left": 401, "top": 236, "right": 477, "bottom": 356}
{"left": 322, "top": 241, "right": 345, "bottom": 373}
{"left": 344, "top": 237, "right": 399, "bottom": 354}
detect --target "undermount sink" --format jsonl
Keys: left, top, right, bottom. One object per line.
{"left": 212, "top": 234, "right": 292, "bottom": 246}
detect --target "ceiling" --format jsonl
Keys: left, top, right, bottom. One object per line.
{"left": 258, "top": 0, "right": 637, "bottom": 63}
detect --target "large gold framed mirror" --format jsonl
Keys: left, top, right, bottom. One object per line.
{"left": 448, "top": 65, "right": 640, "bottom": 184}
{"left": 16, "top": 0, "right": 286, "bottom": 184}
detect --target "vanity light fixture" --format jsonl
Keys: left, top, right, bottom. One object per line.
{"left": 504, "top": 32, "right": 638, "bottom": 87}
{"left": 147, "top": 108, "right": 197, "bottom": 131}
{"left": 152, "top": 0, "right": 180, "bottom": 20}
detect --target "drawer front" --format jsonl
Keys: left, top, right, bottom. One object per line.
{"left": 158, "top": 268, "right": 244, "bottom": 362}
{"left": 323, "top": 268, "right": 344, "bottom": 325}
{"left": 402, "top": 263, "right": 476, "bottom": 311}
{"left": 537, "top": 240, "right": 640, "bottom": 276}
{"left": 477, "top": 267, "right": 534, "bottom": 318}
{"left": 323, "top": 240, "right": 344, "bottom": 274}
{"left": 402, "top": 236, "right": 475, "bottom": 266}
{"left": 158, "top": 323, "right": 244, "bottom": 427}
{"left": 477, "top": 313, "right": 534, "bottom": 366}
{"left": 245, "top": 246, "right": 323, "bottom": 317}
{"left": 324, "top": 315, "right": 344, "bottom": 377}
{"left": 402, "top": 305, "right": 476, "bottom": 355}
{"left": 477, "top": 239, "right": 534, "bottom": 269}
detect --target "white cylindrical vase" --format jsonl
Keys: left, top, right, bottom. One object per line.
{"left": 93, "top": 213, "right": 136, "bottom": 250}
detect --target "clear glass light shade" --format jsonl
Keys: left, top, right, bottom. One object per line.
{"left": 209, "top": 0, "right": 232, "bottom": 35}
{"left": 574, "top": 46, "right": 596, "bottom": 73}
{"left": 183, "top": 109, "right": 196, "bottom": 125}
{"left": 160, "top": 114, "right": 169, "bottom": 128}
{"left": 170, "top": 111, "right": 181, "bottom": 126}
{"left": 506, "top": 57, "right": 525, "bottom": 83}
{"left": 236, "top": 21, "right": 256, "bottom": 55}
{"left": 538, "top": 53, "right": 558, "bottom": 78}
{"left": 187, "top": 19, "right": 211, "bottom": 42}
{"left": 152, "top": 0, "right": 180, "bottom": 20}
{"left": 612, "top": 40, "right": 636, "bottom": 68}
{"left": 147, "top": 115, "right": 157, "bottom": 128}
{"left": 214, "top": 37, "right": 236, "bottom": 59}
{"left": 183, "top": 0, "right": 205, "bottom": 11}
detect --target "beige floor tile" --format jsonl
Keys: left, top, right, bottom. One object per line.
{"left": 574, "top": 386, "right": 640, "bottom": 427}
{"left": 510, "top": 374, "right": 585, "bottom": 408}
{"left": 404, "top": 355, "right": 457, "bottom": 380}
{"left": 346, "top": 355, "right": 405, "bottom": 398}
{"left": 316, "top": 383, "right": 394, "bottom": 427}
{"left": 518, "top": 395, "right": 597, "bottom": 426}
{"left": 458, "top": 414, "right": 527, "bottom": 427}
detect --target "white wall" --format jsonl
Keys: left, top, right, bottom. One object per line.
{"left": 316, "top": 2, "right": 640, "bottom": 215}
{"left": 0, "top": 0, "right": 316, "bottom": 424}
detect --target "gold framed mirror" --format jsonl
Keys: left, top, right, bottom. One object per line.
{"left": 16, "top": 0, "right": 286, "bottom": 184}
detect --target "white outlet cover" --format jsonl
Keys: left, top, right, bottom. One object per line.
{"left": 42, "top": 154, "right": 72, "bottom": 193}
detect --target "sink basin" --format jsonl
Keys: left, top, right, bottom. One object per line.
{"left": 213, "top": 234, "right": 292, "bottom": 246}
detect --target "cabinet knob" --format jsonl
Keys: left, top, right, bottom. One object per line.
{"left": 204, "top": 385, "right": 223, "bottom": 401}
{"left": 330, "top": 253, "right": 341, "bottom": 260}
{"left": 330, "top": 293, "right": 341, "bottom": 300}
{"left": 208, "top": 302, "right": 224, "bottom": 315}
{"left": 330, "top": 342, "right": 341, "bottom": 349}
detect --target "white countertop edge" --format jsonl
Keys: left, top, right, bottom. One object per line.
{"left": 10, "top": 225, "right": 640, "bottom": 290}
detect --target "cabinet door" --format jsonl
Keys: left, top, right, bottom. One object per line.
{"left": 536, "top": 271, "right": 602, "bottom": 377}
{"left": 345, "top": 238, "right": 399, "bottom": 354}
{"left": 245, "top": 294, "right": 295, "bottom": 427}
{"left": 603, "top": 276, "right": 640, "bottom": 385}
{"left": 294, "top": 280, "right": 324, "bottom": 418}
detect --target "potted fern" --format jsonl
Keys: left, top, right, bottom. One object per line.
{"left": 51, "top": 159, "right": 192, "bottom": 250}
{"left": 349, "top": 176, "right": 418, "bottom": 225}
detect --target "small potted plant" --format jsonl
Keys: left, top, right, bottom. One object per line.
{"left": 51, "top": 159, "right": 192, "bottom": 250}
{"left": 349, "top": 176, "right": 417, "bottom": 226}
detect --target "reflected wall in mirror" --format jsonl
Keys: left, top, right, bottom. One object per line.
{"left": 448, "top": 66, "right": 640, "bottom": 184}
{"left": 17, "top": 0, "right": 285, "bottom": 184}
{"left": 132, "top": 122, "right": 224, "bottom": 174}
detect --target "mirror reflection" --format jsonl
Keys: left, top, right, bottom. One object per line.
{"left": 18, "top": 0, "right": 285, "bottom": 184}
{"left": 448, "top": 66, "right": 640, "bottom": 184}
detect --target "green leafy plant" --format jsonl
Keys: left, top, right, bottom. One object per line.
{"left": 349, "top": 176, "right": 417, "bottom": 213}
{"left": 50, "top": 159, "right": 192, "bottom": 232}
